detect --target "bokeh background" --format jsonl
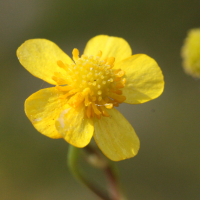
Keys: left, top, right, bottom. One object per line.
{"left": 1, "top": 0, "right": 200, "bottom": 199}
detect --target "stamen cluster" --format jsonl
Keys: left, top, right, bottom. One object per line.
{"left": 52, "top": 48, "right": 126, "bottom": 119}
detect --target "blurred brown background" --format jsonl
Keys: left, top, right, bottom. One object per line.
{"left": 1, "top": 0, "right": 200, "bottom": 199}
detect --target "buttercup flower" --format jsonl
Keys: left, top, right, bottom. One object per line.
{"left": 181, "top": 28, "right": 200, "bottom": 78}
{"left": 17, "top": 35, "right": 164, "bottom": 161}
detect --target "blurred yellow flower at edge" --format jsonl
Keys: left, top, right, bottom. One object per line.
{"left": 17, "top": 35, "right": 164, "bottom": 161}
{"left": 182, "top": 28, "right": 200, "bottom": 78}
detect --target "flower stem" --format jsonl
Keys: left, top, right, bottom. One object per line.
{"left": 67, "top": 144, "right": 124, "bottom": 200}
{"left": 84, "top": 145, "right": 122, "bottom": 200}
{"left": 67, "top": 145, "right": 110, "bottom": 200}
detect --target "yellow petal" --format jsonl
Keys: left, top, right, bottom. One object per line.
{"left": 17, "top": 39, "right": 73, "bottom": 85}
{"left": 84, "top": 35, "right": 132, "bottom": 63}
{"left": 55, "top": 104, "right": 94, "bottom": 148}
{"left": 25, "top": 87, "right": 68, "bottom": 139}
{"left": 93, "top": 108, "right": 140, "bottom": 161}
{"left": 181, "top": 28, "right": 200, "bottom": 78}
{"left": 114, "top": 54, "right": 164, "bottom": 104}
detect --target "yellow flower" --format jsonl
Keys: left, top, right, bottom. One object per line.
{"left": 181, "top": 28, "right": 200, "bottom": 78}
{"left": 17, "top": 35, "right": 164, "bottom": 161}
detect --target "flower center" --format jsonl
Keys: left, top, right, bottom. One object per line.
{"left": 53, "top": 48, "right": 126, "bottom": 119}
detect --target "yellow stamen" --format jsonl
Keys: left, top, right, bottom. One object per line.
{"left": 114, "top": 76, "right": 122, "bottom": 82}
{"left": 72, "top": 48, "right": 79, "bottom": 61}
{"left": 108, "top": 92, "right": 126, "bottom": 103}
{"left": 57, "top": 60, "right": 70, "bottom": 72}
{"left": 91, "top": 107, "right": 95, "bottom": 118}
{"left": 82, "top": 88, "right": 91, "bottom": 96}
{"left": 106, "top": 57, "right": 115, "bottom": 68}
{"left": 60, "top": 89, "right": 78, "bottom": 99}
{"left": 83, "top": 88, "right": 92, "bottom": 106}
{"left": 86, "top": 104, "right": 92, "bottom": 118}
{"left": 68, "top": 92, "right": 84, "bottom": 108}
{"left": 113, "top": 69, "right": 121, "bottom": 74}
{"left": 115, "top": 69, "right": 125, "bottom": 77}
{"left": 100, "top": 99, "right": 113, "bottom": 109}
{"left": 85, "top": 95, "right": 91, "bottom": 106}
{"left": 111, "top": 89, "right": 123, "bottom": 95}
{"left": 96, "top": 50, "right": 102, "bottom": 58}
{"left": 56, "top": 85, "right": 73, "bottom": 91}
{"left": 55, "top": 48, "right": 127, "bottom": 119}
{"left": 52, "top": 76, "right": 66, "bottom": 85}
{"left": 115, "top": 78, "right": 126, "bottom": 89}
{"left": 92, "top": 102, "right": 102, "bottom": 116}
{"left": 99, "top": 106, "right": 110, "bottom": 117}
{"left": 107, "top": 98, "right": 119, "bottom": 107}
{"left": 105, "top": 103, "right": 113, "bottom": 109}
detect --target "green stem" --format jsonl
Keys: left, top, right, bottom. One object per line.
{"left": 84, "top": 145, "right": 122, "bottom": 200}
{"left": 67, "top": 145, "right": 110, "bottom": 200}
